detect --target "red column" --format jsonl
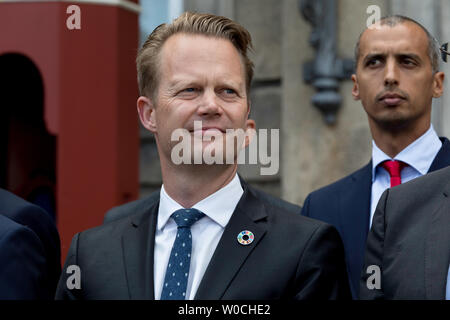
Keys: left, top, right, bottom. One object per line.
{"left": 0, "top": 1, "right": 140, "bottom": 261}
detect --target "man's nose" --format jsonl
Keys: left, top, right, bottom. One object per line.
{"left": 197, "top": 90, "right": 223, "bottom": 117}
{"left": 384, "top": 58, "right": 399, "bottom": 87}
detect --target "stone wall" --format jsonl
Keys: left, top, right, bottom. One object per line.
{"left": 233, "top": 0, "right": 283, "bottom": 196}
{"left": 138, "top": 0, "right": 285, "bottom": 199}
{"left": 138, "top": 0, "right": 446, "bottom": 206}
{"left": 281, "top": 0, "right": 388, "bottom": 205}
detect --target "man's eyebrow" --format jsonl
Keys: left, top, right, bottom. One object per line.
{"left": 220, "top": 79, "right": 243, "bottom": 89}
{"left": 167, "top": 79, "right": 197, "bottom": 92}
{"left": 362, "top": 52, "right": 423, "bottom": 63}
{"left": 168, "top": 79, "right": 191, "bottom": 88}
{"left": 362, "top": 53, "right": 385, "bottom": 64}
{"left": 396, "top": 53, "right": 422, "bottom": 61}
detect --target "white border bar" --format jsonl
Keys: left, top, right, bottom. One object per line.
{"left": 0, "top": 0, "right": 141, "bottom": 14}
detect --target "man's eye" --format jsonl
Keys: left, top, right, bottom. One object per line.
{"left": 366, "top": 59, "right": 382, "bottom": 67}
{"left": 402, "top": 59, "right": 416, "bottom": 66}
{"left": 178, "top": 88, "right": 197, "bottom": 95}
{"left": 222, "top": 88, "right": 238, "bottom": 96}
{"left": 177, "top": 88, "right": 198, "bottom": 98}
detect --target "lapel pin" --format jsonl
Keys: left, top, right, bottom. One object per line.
{"left": 237, "top": 230, "right": 254, "bottom": 245}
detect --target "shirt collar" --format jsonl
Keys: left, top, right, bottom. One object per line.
{"left": 371, "top": 124, "right": 442, "bottom": 181}
{"left": 157, "top": 173, "right": 243, "bottom": 231}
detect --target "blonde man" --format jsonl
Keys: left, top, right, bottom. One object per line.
{"left": 56, "top": 12, "right": 349, "bottom": 300}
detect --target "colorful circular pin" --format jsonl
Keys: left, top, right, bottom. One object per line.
{"left": 237, "top": 230, "right": 254, "bottom": 245}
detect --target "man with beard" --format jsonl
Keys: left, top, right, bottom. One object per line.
{"left": 301, "top": 15, "right": 449, "bottom": 299}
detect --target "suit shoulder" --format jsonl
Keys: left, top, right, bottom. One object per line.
{"left": 0, "top": 189, "right": 49, "bottom": 221}
{"left": 0, "top": 189, "right": 58, "bottom": 247}
{"left": 262, "top": 202, "right": 344, "bottom": 262}
{"left": 107, "top": 197, "right": 149, "bottom": 214}
{"left": 304, "top": 164, "right": 370, "bottom": 201}
{"left": 386, "top": 165, "right": 450, "bottom": 208}
{"left": 67, "top": 221, "right": 125, "bottom": 261}
{"left": 247, "top": 185, "right": 301, "bottom": 214}
{"left": 258, "top": 194, "right": 336, "bottom": 235}
{"left": 79, "top": 213, "right": 135, "bottom": 240}
{"left": 78, "top": 202, "right": 154, "bottom": 249}
{"left": 104, "top": 191, "right": 159, "bottom": 224}
{"left": 0, "top": 214, "right": 24, "bottom": 238}
{"left": 0, "top": 214, "right": 45, "bottom": 256}
{"left": 394, "top": 165, "right": 450, "bottom": 195}
{"left": 104, "top": 198, "right": 144, "bottom": 220}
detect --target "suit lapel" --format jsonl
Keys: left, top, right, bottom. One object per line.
{"left": 425, "top": 186, "right": 450, "bottom": 299}
{"left": 342, "top": 162, "right": 371, "bottom": 247}
{"left": 194, "top": 186, "right": 268, "bottom": 300}
{"left": 420, "top": 137, "right": 450, "bottom": 299}
{"left": 339, "top": 162, "right": 372, "bottom": 296}
{"left": 122, "top": 200, "right": 159, "bottom": 300}
{"left": 428, "top": 137, "right": 450, "bottom": 172}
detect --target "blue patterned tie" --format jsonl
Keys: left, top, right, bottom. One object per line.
{"left": 160, "top": 208, "right": 205, "bottom": 300}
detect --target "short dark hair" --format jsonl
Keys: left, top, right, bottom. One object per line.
{"left": 354, "top": 15, "right": 440, "bottom": 73}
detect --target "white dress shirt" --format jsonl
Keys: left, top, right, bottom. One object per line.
{"left": 370, "top": 125, "right": 442, "bottom": 228}
{"left": 154, "top": 173, "right": 243, "bottom": 300}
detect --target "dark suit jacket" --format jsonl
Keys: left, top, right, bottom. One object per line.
{"left": 104, "top": 176, "right": 302, "bottom": 224}
{"left": 360, "top": 166, "right": 450, "bottom": 299}
{"left": 56, "top": 181, "right": 350, "bottom": 300}
{"left": 0, "top": 188, "right": 61, "bottom": 299}
{"left": 301, "top": 137, "right": 450, "bottom": 299}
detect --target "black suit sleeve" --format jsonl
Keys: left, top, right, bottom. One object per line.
{"left": 359, "top": 189, "right": 388, "bottom": 300}
{"left": 55, "top": 233, "right": 80, "bottom": 300}
{"left": 295, "top": 223, "right": 351, "bottom": 299}
{"left": 0, "top": 221, "right": 49, "bottom": 299}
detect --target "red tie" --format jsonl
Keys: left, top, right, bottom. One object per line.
{"left": 381, "top": 160, "right": 407, "bottom": 187}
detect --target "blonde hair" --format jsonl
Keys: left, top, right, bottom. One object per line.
{"left": 136, "top": 12, "right": 254, "bottom": 98}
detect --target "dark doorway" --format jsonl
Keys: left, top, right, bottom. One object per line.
{"left": 0, "top": 53, "right": 57, "bottom": 221}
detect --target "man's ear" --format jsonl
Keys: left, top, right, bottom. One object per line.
{"left": 432, "top": 71, "right": 445, "bottom": 98}
{"left": 137, "top": 96, "right": 157, "bottom": 133}
{"left": 244, "top": 118, "right": 256, "bottom": 149}
{"left": 351, "top": 74, "right": 361, "bottom": 100}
